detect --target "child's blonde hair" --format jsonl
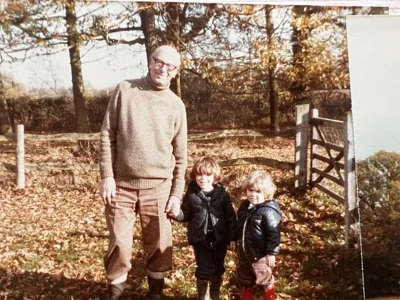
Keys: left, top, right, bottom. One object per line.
{"left": 241, "top": 170, "right": 277, "bottom": 199}
{"left": 190, "top": 157, "right": 221, "bottom": 184}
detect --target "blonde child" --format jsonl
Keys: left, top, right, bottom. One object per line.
{"left": 236, "top": 170, "right": 282, "bottom": 300}
{"left": 171, "top": 157, "right": 237, "bottom": 300}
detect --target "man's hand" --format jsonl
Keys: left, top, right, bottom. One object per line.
{"left": 99, "top": 177, "right": 116, "bottom": 205}
{"left": 165, "top": 195, "right": 181, "bottom": 218}
{"left": 266, "top": 255, "right": 276, "bottom": 268}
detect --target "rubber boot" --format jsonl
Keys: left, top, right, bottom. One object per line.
{"left": 263, "top": 284, "right": 275, "bottom": 300}
{"left": 147, "top": 276, "right": 164, "bottom": 300}
{"left": 197, "top": 279, "right": 210, "bottom": 300}
{"left": 108, "top": 282, "right": 126, "bottom": 300}
{"left": 209, "top": 276, "right": 222, "bottom": 300}
{"left": 240, "top": 286, "right": 253, "bottom": 300}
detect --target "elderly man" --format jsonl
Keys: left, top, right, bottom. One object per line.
{"left": 99, "top": 45, "right": 187, "bottom": 300}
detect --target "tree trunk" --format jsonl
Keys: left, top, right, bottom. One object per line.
{"left": 265, "top": 5, "right": 279, "bottom": 133}
{"left": 165, "top": 3, "right": 181, "bottom": 97}
{"left": 175, "top": 73, "right": 182, "bottom": 98}
{"left": 65, "top": 0, "right": 90, "bottom": 133}
{"left": 140, "top": 5, "right": 158, "bottom": 64}
{"left": 290, "top": 6, "right": 309, "bottom": 101}
{"left": 0, "top": 72, "right": 12, "bottom": 136}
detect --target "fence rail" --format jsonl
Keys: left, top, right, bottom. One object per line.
{"left": 0, "top": 162, "right": 99, "bottom": 173}
{"left": 309, "top": 116, "right": 343, "bottom": 129}
{"left": 1, "top": 127, "right": 292, "bottom": 176}
{"left": 310, "top": 108, "right": 346, "bottom": 201}
{"left": 0, "top": 129, "right": 268, "bottom": 143}
{"left": 0, "top": 132, "right": 100, "bottom": 142}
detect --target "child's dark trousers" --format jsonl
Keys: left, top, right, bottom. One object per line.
{"left": 193, "top": 243, "right": 228, "bottom": 280}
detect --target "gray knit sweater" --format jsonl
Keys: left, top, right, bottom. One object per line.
{"left": 99, "top": 74, "right": 188, "bottom": 198}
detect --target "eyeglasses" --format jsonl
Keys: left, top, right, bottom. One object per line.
{"left": 152, "top": 57, "right": 178, "bottom": 72}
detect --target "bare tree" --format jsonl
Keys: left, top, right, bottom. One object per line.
{"left": 98, "top": 3, "right": 218, "bottom": 97}
{"left": 0, "top": 71, "right": 12, "bottom": 136}
{"left": 290, "top": 5, "right": 312, "bottom": 99}
{"left": 265, "top": 5, "right": 279, "bottom": 132}
{"left": 0, "top": 1, "right": 108, "bottom": 132}
{"left": 65, "top": 0, "right": 90, "bottom": 133}
{"left": 140, "top": 4, "right": 157, "bottom": 61}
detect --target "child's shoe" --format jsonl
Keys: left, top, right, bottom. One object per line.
{"left": 240, "top": 286, "right": 253, "bottom": 300}
{"left": 147, "top": 276, "right": 164, "bottom": 300}
{"left": 108, "top": 282, "right": 126, "bottom": 300}
{"left": 263, "top": 284, "right": 275, "bottom": 300}
{"left": 197, "top": 279, "right": 210, "bottom": 299}
{"left": 209, "top": 276, "right": 222, "bottom": 299}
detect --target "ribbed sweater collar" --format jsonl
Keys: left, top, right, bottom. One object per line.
{"left": 144, "top": 73, "right": 170, "bottom": 91}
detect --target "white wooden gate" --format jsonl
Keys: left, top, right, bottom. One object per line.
{"left": 295, "top": 104, "right": 357, "bottom": 249}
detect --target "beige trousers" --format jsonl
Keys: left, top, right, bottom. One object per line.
{"left": 104, "top": 179, "right": 173, "bottom": 281}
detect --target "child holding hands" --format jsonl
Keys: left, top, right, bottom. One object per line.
{"left": 236, "top": 170, "right": 282, "bottom": 300}
{"left": 171, "top": 157, "right": 237, "bottom": 300}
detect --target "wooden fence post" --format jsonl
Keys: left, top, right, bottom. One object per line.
{"left": 16, "top": 124, "right": 25, "bottom": 189}
{"left": 295, "top": 104, "right": 310, "bottom": 189}
{"left": 344, "top": 111, "right": 357, "bottom": 249}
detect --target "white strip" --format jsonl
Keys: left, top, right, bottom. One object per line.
{"left": 110, "top": 272, "right": 127, "bottom": 285}
{"left": 147, "top": 270, "right": 165, "bottom": 279}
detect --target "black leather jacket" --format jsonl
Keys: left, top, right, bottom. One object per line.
{"left": 175, "top": 181, "right": 237, "bottom": 246}
{"left": 237, "top": 199, "right": 281, "bottom": 259}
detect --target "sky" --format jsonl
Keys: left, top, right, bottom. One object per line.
{"left": 3, "top": 42, "right": 148, "bottom": 92}
{"left": 2, "top": 2, "right": 286, "bottom": 92}
{"left": 2, "top": 1, "right": 148, "bottom": 92}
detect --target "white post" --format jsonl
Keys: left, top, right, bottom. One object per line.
{"left": 309, "top": 109, "right": 319, "bottom": 188}
{"left": 295, "top": 104, "right": 310, "bottom": 189}
{"left": 344, "top": 111, "right": 357, "bottom": 249}
{"left": 16, "top": 124, "right": 25, "bottom": 189}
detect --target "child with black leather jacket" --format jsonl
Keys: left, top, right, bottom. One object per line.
{"left": 170, "top": 157, "right": 237, "bottom": 300}
{"left": 236, "top": 170, "right": 282, "bottom": 300}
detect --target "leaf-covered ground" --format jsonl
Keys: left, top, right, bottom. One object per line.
{"left": 0, "top": 131, "right": 363, "bottom": 299}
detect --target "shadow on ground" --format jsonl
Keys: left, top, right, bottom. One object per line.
{"left": 220, "top": 157, "right": 294, "bottom": 171}
{"left": 0, "top": 265, "right": 196, "bottom": 300}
